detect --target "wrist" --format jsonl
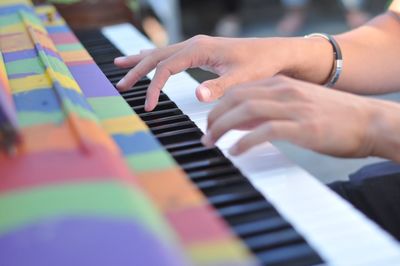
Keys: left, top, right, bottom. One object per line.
{"left": 279, "top": 37, "right": 335, "bottom": 85}
{"left": 368, "top": 100, "right": 400, "bottom": 162}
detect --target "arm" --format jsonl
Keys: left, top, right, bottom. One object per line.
{"left": 115, "top": 1, "right": 400, "bottom": 110}
{"left": 285, "top": 4, "right": 400, "bottom": 94}
{"left": 328, "top": 8, "right": 400, "bottom": 94}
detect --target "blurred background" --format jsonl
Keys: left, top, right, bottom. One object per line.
{"left": 39, "top": 0, "right": 398, "bottom": 184}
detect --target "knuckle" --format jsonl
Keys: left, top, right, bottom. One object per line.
{"left": 303, "top": 120, "right": 322, "bottom": 138}
{"left": 273, "top": 74, "right": 290, "bottom": 83}
{"left": 190, "top": 34, "right": 211, "bottom": 47}
{"left": 156, "top": 61, "right": 171, "bottom": 75}
{"left": 235, "top": 139, "right": 247, "bottom": 153}
{"left": 227, "top": 87, "right": 244, "bottom": 102}
{"left": 127, "top": 69, "right": 140, "bottom": 82}
{"left": 262, "top": 123, "right": 276, "bottom": 137}
{"left": 279, "top": 85, "right": 303, "bottom": 99}
{"left": 242, "top": 101, "right": 259, "bottom": 116}
{"left": 299, "top": 103, "right": 316, "bottom": 117}
{"left": 156, "top": 61, "right": 167, "bottom": 71}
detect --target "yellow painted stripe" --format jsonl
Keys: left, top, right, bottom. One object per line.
{"left": 50, "top": 70, "right": 81, "bottom": 93}
{"left": 10, "top": 72, "right": 80, "bottom": 94}
{"left": 102, "top": 115, "right": 149, "bottom": 135}
{"left": 0, "top": 0, "right": 32, "bottom": 6}
{"left": 59, "top": 50, "right": 92, "bottom": 63}
{"left": 10, "top": 74, "right": 51, "bottom": 93}
{"left": 0, "top": 24, "right": 26, "bottom": 35}
{"left": 188, "top": 239, "right": 254, "bottom": 264}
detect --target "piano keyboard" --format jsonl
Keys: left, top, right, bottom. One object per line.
{"left": 99, "top": 24, "right": 400, "bottom": 265}
{"left": 76, "top": 30, "right": 323, "bottom": 266}
{"left": 1, "top": 1, "right": 400, "bottom": 265}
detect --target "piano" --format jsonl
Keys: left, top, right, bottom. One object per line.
{"left": 0, "top": 1, "right": 399, "bottom": 265}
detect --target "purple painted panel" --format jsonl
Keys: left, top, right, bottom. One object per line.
{"left": 0, "top": 218, "right": 186, "bottom": 266}
{"left": 69, "top": 64, "right": 119, "bottom": 97}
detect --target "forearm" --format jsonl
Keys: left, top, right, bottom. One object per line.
{"left": 335, "top": 12, "right": 400, "bottom": 94}
{"left": 281, "top": 11, "right": 400, "bottom": 94}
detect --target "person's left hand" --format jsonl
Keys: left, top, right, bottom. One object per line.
{"left": 201, "top": 75, "right": 380, "bottom": 158}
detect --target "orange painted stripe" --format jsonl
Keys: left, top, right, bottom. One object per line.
{"left": 59, "top": 50, "right": 92, "bottom": 63}
{"left": 137, "top": 168, "right": 206, "bottom": 212}
{"left": 17, "top": 115, "right": 118, "bottom": 155}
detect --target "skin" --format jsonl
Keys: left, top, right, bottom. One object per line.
{"left": 115, "top": 1, "right": 400, "bottom": 162}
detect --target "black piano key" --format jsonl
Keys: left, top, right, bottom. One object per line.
{"left": 139, "top": 108, "right": 183, "bottom": 121}
{"left": 219, "top": 200, "right": 272, "bottom": 218}
{"left": 208, "top": 191, "right": 262, "bottom": 208}
{"left": 146, "top": 114, "right": 190, "bottom": 128}
{"left": 180, "top": 157, "right": 230, "bottom": 172}
{"left": 150, "top": 121, "right": 196, "bottom": 135}
{"left": 196, "top": 175, "right": 244, "bottom": 190}
{"left": 257, "top": 243, "right": 322, "bottom": 266}
{"left": 133, "top": 101, "right": 176, "bottom": 113}
{"left": 77, "top": 30, "right": 324, "bottom": 266}
{"left": 125, "top": 94, "right": 168, "bottom": 107}
{"left": 187, "top": 166, "right": 238, "bottom": 181}
{"left": 155, "top": 128, "right": 200, "bottom": 145}
{"left": 233, "top": 217, "right": 290, "bottom": 238}
{"left": 245, "top": 228, "right": 303, "bottom": 251}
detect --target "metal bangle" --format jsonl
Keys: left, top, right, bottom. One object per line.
{"left": 305, "top": 33, "right": 343, "bottom": 87}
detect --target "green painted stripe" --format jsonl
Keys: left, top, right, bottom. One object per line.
{"left": 63, "top": 100, "right": 99, "bottom": 122}
{"left": 56, "top": 43, "right": 84, "bottom": 52}
{"left": 0, "top": 13, "right": 20, "bottom": 26}
{"left": 0, "top": 11, "right": 41, "bottom": 29}
{"left": 0, "top": 181, "right": 175, "bottom": 242}
{"left": 88, "top": 97, "right": 134, "bottom": 120}
{"left": 17, "top": 103, "right": 98, "bottom": 128}
{"left": 18, "top": 111, "right": 63, "bottom": 127}
{"left": 6, "top": 57, "right": 45, "bottom": 75}
{"left": 125, "top": 150, "right": 176, "bottom": 172}
{"left": 38, "top": 51, "right": 73, "bottom": 78}
{"left": 6, "top": 55, "right": 73, "bottom": 79}
{"left": 20, "top": 9, "right": 43, "bottom": 28}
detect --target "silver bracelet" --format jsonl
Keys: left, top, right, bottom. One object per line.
{"left": 305, "top": 33, "right": 343, "bottom": 87}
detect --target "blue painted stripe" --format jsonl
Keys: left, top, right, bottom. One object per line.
{"left": 46, "top": 25, "right": 71, "bottom": 34}
{"left": 113, "top": 132, "right": 162, "bottom": 155}
{"left": 13, "top": 87, "right": 93, "bottom": 113}
{"left": 3, "top": 47, "right": 62, "bottom": 63}
{"left": 0, "top": 5, "right": 32, "bottom": 15}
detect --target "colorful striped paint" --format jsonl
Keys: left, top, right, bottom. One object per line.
{"left": 0, "top": 1, "right": 258, "bottom": 265}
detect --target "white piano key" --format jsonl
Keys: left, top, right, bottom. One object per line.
{"left": 102, "top": 23, "right": 400, "bottom": 265}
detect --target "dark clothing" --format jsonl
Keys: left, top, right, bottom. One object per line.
{"left": 329, "top": 161, "right": 400, "bottom": 241}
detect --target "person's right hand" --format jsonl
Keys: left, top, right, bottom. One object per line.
{"left": 114, "top": 35, "right": 307, "bottom": 111}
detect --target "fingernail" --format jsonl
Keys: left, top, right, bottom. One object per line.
{"left": 116, "top": 78, "right": 125, "bottom": 88}
{"left": 144, "top": 98, "right": 152, "bottom": 112}
{"left": 198, "top": 85, "right": 211, "bottom": 101}
{"left": 201, "top": 132, "right": 214, "bottom": 147}
{"left": 114, "top": 57, "right": 125, "bottom": 63}
{"left": 229, "top": 145, "right": 240, "bottom": 156}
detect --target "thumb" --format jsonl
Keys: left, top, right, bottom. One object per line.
{"left": 195, "top": 75, "right": 237, "bottom": 102}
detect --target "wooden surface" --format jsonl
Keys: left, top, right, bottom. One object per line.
{"left": 33, "top": 0, "right": 140, "bottom": 30}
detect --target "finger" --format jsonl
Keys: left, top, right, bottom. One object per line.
{"left": 207, "top": 86, "right": 269, "bottom": 130}
{"left": 229, "top": 121, "right": 300, "bottom": 156}
{"left": 116, "top": 55, "right": 159, "bottom": 91}
{"left": 202, "top": 100, "right": 291, "bottom": 146}
{"left": 115, "top": 44, "right": 186, "bottom": 90}
{"left": 144, "top": 48, "right": 201, "bottom": 111}
{"left": 195, "top": 73, "right": 242, "bottom": 102}
{"left": 114, "top": 53, "right": 146, "bottom": 68}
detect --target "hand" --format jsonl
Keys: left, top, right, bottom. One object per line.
{"left": 202, "top": 75, "right": 400, "bottom": 160}
{"left": 114, "top": 35, "right": 327, "bottom": 111}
